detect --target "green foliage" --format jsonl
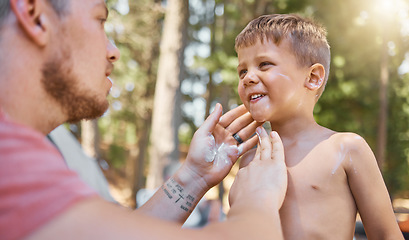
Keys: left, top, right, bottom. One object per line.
{"left": 107, "top": 143, "right": 127, "bottom": 168}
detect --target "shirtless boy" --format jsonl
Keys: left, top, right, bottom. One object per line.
{"left": 235, "top": 14, "right": 403, "bottom": 239}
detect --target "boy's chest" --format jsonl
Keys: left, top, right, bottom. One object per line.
{"left": 283, "top": 141, "right": 351, "bottom": 197}
{"left": 279, "top": 139, "right": 358, "bottom": 239}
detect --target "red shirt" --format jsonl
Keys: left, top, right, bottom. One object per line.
{"left": 0, "top": 111, "right": 97, "bottom": 240}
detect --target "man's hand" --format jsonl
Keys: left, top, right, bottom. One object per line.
{"left": 141, "top": 103, "right": 261, "bottom": 223}
{"left": 229, "top": 127, "right": 288, "bottom": 210}
{"left": 176, "top": 103, "right": 261, "bottom": 193}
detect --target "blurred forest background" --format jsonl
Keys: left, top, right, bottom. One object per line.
{"left": 74, "top": 0, "right": 409, "bottom": 208}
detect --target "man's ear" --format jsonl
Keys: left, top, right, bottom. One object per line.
{"left": 10, "top": 0, "right": 50, "bottom": 47}
{"left": 304, "top": 63, "right": 325, "bottom": 91}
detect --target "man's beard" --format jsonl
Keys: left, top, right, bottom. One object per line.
{"left": 41, "top": 53, "right": 109, "bottom": 123}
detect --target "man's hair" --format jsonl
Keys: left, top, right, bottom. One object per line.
{"left": 235, "top": 14, "right": 331, "bottom": 98}
{"left": 0, "top": 0, "right": 69, "bottom": 26}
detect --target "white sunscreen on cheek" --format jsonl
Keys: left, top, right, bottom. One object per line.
{"left": 277, "top": 73, "right": 291, "bottom": 81}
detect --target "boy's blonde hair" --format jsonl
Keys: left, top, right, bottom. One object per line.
{"left": 235, "top": 14, "right": 331, "bottom": 99}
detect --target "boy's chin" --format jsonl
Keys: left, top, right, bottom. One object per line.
{"left": 244, "top": 104, "right": 269, "bottom": 122}
{"left": 249, "top": 111, "right": 269, "bottom": 123}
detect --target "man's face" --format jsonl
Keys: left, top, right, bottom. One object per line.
{"left": 41, "top": 0, "right": 119, "bottom": 123}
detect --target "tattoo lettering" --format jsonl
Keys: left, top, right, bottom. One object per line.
{"left": 162, "top": 187, "right": 173, "bottom": 199}
{"left": 175, "top": 193, "right": 184, "bottom": 203}
{"left": 162, "top": 178, "right": 197, "bottom": 213}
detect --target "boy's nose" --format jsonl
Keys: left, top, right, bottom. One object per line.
{"left": 243, "top": 70, "right": 259, "bottom": 86}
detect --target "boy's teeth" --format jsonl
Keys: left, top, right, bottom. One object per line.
{"left": 251, "top": 94, "right": 264, "bottom": 100}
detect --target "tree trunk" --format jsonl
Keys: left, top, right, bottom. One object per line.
{"left": 147, "top": 0, "right": 189, "bottom": 189}
{"left": 81, "top": 119, "right": 100, "bottom": 159}
{"left": 204, "top": 1, "right": 217, "bottom": 117}
{"left": 376, "top": 27, "right": 389, "bottom": 171}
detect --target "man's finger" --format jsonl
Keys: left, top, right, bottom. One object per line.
{"left": 238, "top": 148, "right": 256, "bottom": 169}
{"left": 225, "top": 112, "right": 253, "bottom": 134}
{"left": 218, "top": 105, "right": 248, "bottom": 128}
{"left": 270, "top": 131, "right": 285, "bottom": 163}
{"left": 199, "top": 103, "right": 223, "bottom": 134}
{"left": 237, "top": 134, "right": 258, "bottom": 157}
{"left": 256, "top": 127, "right": 272, "bottom": 162}
{"left": 254, "top": 142, "right": 261, "bottom": 163}
{"left": 231, "top": 120, "right": 263, "bottom": 145}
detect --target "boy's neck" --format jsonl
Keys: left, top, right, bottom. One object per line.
{"left": 269, "top": 116, "right": 321, "bottom": 140}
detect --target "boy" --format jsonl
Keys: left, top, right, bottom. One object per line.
{"left": 235, "top": 14, "right": 403, "bottom": 239}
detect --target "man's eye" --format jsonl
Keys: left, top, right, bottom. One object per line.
{"left": 100, "top": 18, "right": 107, "bottom": 25}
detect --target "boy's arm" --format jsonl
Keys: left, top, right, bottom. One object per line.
{"left": 346, "top": 134, "right": 403, "bottom": 240}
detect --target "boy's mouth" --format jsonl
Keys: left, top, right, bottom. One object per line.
{"left": 250, "top": 94, "right": 265, "bottom": 101}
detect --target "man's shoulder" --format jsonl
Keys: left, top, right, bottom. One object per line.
{"left": 0, "top": 116, "right": 62, "bottom": 164}
{"left": 0, "top": 118, "right": 98, "bottom": 240}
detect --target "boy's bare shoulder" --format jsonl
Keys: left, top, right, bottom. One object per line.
{"left": 327, "top": 132, "right": 375, "bottom": 164}
{"left": 328, "top": 132, "right": 369, "bottom": 150}
{"left": 313, "top": 128, "right": 368, "bottom": 150}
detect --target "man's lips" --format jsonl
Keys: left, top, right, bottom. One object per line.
{"left": 106, "top": 63, "right": 114, "bottom": 77}
{"left": 107, "top": 76, "right": 113, "bottom": 86}
{"left": 106, "top": 65, "right": 114, "bottom": 89}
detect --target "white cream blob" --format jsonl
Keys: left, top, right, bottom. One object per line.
{"left": 204, "top": 134, "right": 243, "bottom": 168}
{"left": 213, "top": 143, "right": 236, "bottom": 168}
{"left": 204, "top": 134, "right": 217, "bottom": 163}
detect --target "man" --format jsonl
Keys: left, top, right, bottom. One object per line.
{"left": 0, "top": 0, "right": 288, "bottom": 239}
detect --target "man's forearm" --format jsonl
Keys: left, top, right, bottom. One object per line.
{"left": 137, "top": 167, "right": 209, "bottom": 223}
{"left": 202, "top": 206, "right": 283, "bottom": 240}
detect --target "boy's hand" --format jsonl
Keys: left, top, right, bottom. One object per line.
{"left": 176, "top": 103, "right": 261, "bottom": 194}
{"left": 229, "top": 127, "right": 288, "bottom": 210}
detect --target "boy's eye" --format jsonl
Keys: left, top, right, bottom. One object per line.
{"left": 238, "top": 69, "right": 247, "bottom": 79}
{"left": 259, "top": 62, "right": 272, "bottom": 69}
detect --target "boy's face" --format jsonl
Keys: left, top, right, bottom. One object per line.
{"left": 237, "top": 39, "right": 310, "bottom": 123}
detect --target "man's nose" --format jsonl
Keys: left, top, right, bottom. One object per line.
{"left": 107, "top": 39, "right": 120, "bottom": 63}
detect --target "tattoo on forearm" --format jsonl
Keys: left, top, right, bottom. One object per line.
{"left": 161, "top": 178, "right": 196, "bottom": 213}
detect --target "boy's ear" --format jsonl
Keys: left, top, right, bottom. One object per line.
{"left": 10, "top": 0, "right": 50, "bottom": 47}
{"left": 304, "top": 63, "right": 325, "bottom": 91}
